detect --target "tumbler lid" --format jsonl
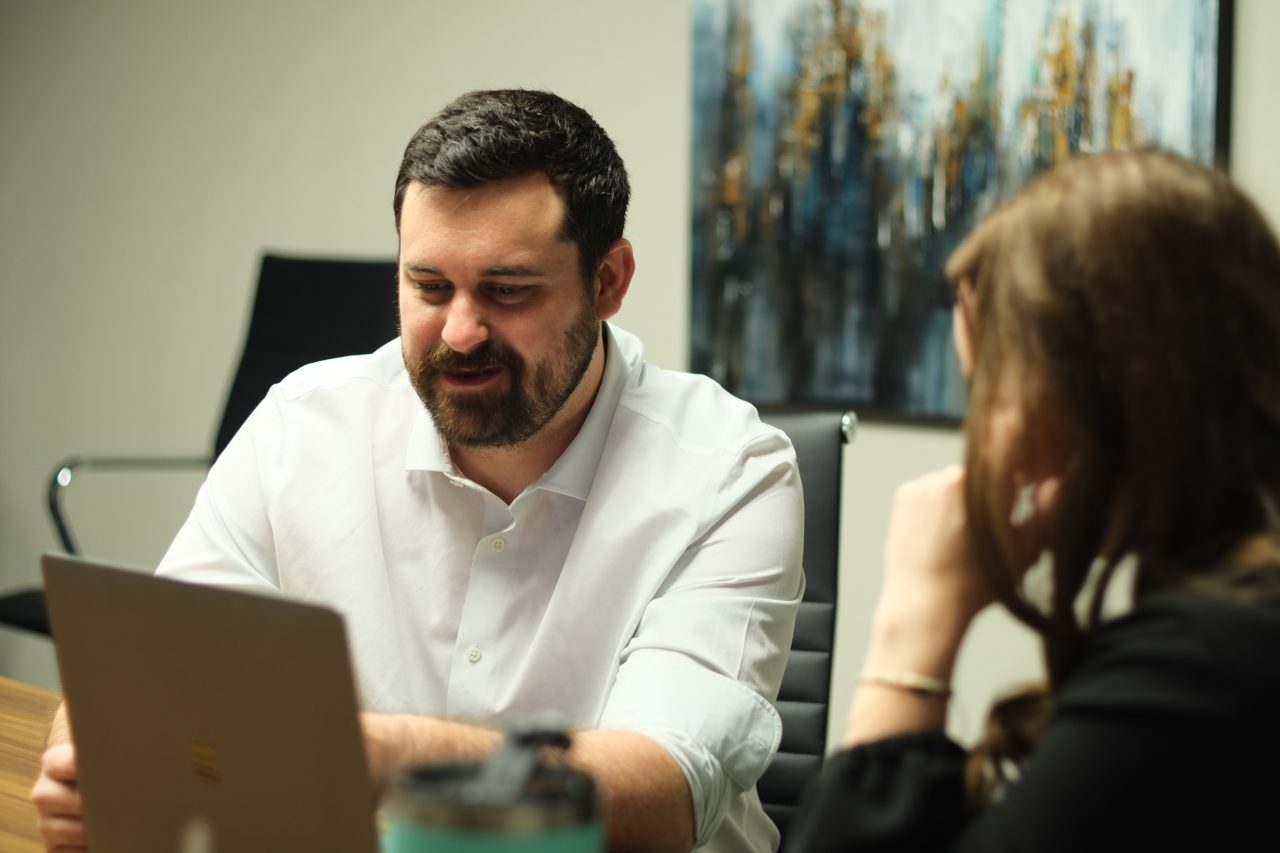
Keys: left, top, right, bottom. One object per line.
{"left": 387, "top": 725, "right": 598, "bottom": 832}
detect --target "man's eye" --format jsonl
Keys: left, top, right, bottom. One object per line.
{"left": 486, "top": 284, "right": 532, "bottom": 304}
{"left": 413, "top": 281, "right": 450, "bottom": 301}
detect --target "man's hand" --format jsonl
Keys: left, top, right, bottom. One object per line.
{"left": 31, "top": 742, "right": 86, "bottom": 851}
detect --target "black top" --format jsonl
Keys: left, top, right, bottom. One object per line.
{"left": 788, "top": 589, "right": 1280, "bottom": 852}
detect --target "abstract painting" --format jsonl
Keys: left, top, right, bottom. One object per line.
{"left": 690, "top": 0, "right": 1231, "bottom": 421}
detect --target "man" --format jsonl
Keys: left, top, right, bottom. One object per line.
{"left": 33, "top": 89, "right": 803, "bottom": 853}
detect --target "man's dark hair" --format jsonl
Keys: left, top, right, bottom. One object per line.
{"left": 394, "top": 89, "right": 630, "bottom": 285}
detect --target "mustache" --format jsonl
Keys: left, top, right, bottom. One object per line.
{"left": 418, "top": 340, "right": 520, "bottom": 373}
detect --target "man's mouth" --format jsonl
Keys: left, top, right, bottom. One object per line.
{"left": 440, "top": 366, "right": 504, "bottom": 388}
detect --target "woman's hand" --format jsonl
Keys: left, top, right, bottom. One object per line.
{"left": 842, "top": 465, "right": 994, "bottom": 747}
{"left": 875, "top": 464, "right": 994, "bottom": 649}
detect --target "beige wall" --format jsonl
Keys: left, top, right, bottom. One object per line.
{"left": 2, "top": 0, "right": 1276, "bottom": 748}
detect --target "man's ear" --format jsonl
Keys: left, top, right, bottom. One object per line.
{"left": 594, "top": 238, "right": 635, "bottom": 320}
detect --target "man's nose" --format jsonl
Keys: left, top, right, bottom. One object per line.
{"left": 440, "top": 293, "right": 490, "bottom": 354}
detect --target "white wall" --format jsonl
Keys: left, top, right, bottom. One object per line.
{"left": 2, "top": 0, "right": 1277, "bottom": 749}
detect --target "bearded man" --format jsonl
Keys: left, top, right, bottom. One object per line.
{"left": 33, "top": 89, "right": 803, "bottom": 853}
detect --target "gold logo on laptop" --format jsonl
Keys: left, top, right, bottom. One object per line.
{"left": 190, "top": 732, "right": 222, "bottom": 783}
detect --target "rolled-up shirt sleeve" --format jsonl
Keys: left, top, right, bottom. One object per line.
{"left": 600, "top": 429, "right": 805, "bottom": 846}
{"left": 601, "top": 656, "right": 784, "bottom": 845}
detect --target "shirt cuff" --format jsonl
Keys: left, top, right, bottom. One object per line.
{"left": 599, "top": 655, "right": 782, "bottom": 847}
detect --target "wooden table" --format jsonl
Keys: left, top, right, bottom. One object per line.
{"left": 0, "top": 676, "right": 59, "bottom": 852}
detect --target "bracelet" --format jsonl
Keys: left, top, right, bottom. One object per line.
{"left": 860, "top": 670, "right": 952, "bottom": 698}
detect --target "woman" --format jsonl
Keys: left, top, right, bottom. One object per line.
{"left": 789, "top": 150, "right": 1280, "bottom": 852}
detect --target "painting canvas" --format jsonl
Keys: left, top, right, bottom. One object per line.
{"left": 690, "top": 0, "right": 1230, "bottom": 421}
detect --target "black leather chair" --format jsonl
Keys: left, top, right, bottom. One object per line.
{"left": 755, "top": 407, "right": 854, "bottom": 849}
{"left": 0, "top": 255, "right": 401, "bottom": 636}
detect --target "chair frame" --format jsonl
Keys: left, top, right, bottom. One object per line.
{"left": 47, "top": 455, "right": 210, "bottom": 556}
{"left": 755, "top": 407, "right": 854, "bottom": 848}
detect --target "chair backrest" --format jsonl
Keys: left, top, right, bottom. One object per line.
{"left": 214, "top": 254, "right": 400, "bottom": 456}
{"left": 37, "top": 255, "right": 401, "bottom": 626}
{"left": 754, "top": 408, "right": 853, "bottom": 848}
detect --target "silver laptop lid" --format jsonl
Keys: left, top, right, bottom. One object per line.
{"left": 42, "top": 553, "right": 378, "bottom": 853}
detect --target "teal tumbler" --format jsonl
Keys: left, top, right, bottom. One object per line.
{"left": 383, "top": 728, "right": 601, "bottom": 853}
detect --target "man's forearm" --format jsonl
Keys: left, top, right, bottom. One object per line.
{"left": 362, "top": 714, "right": 693, "bottom": 853}
{"left": 571, "top": 728, "right": 694, "bottom": 853}
{"left": 361, "top": 712, "right": 502, "bottom": 783}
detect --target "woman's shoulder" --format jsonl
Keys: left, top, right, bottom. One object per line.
{"left": 998, "top": 585, "right": 1280, "bottom": 849}
{"left": 1062, "top": 582, "right": 1280, "bottom": 722}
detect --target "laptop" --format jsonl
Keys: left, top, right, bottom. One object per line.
{"left": 42, "top": 553, "right": 379, "bottom": 853}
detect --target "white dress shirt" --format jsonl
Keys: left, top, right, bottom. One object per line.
{"left": 157, "top": 324, "right": 804, "bottom": 852}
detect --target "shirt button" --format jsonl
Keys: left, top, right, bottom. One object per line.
{"left": 491, "top": 537, "right": 506, "bottom": 552}
{"left": 466, "top": 644, "right": 482, "bottom": 663}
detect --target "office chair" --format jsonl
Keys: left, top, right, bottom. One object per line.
{"left": 755, "top": 407, "right": 854, "bottom": 849}
{"left": 2, "top": 254, "right": 401, "bottom": 636}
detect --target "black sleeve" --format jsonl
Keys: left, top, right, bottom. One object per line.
{"left": 787, "top": 594, "right": 1272, "bottom": 853}
{"left": 786, "top": 732, "right": 969, "bottom": 853}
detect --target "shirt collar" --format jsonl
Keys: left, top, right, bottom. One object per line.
{"left": 402, "top": 323, "right": 633, "bottom": 500}
{"left": 536, "top": 323, "right": 629, "bottom": 500}
{"left": 405, "top": 405, "right": 451, "bottom": 473}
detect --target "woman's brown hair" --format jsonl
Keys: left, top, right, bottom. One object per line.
{"left": 945, "top": 149, "right": 1280, "bottom": 802}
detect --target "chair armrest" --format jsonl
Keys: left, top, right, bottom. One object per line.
{"left": 47, "top": 455, "right": 211, "bottom": 555}
{"left": 0, "top": 589, "right": 51, "bottom": 636}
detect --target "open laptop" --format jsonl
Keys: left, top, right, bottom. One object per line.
{"left": 42, "top": 553, "right": 379, "bottom": 853}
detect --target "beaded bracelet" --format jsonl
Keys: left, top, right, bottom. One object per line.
{"left": 860, "top": 670, "right": 952, "bottom": 698}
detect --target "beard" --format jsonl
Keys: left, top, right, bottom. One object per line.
{"left": 406, "top": 301, "right": 600, "bottom": 448}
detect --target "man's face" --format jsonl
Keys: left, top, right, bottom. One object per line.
{"left": 398, "top": 173, "right": 600, "bottom": 448}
